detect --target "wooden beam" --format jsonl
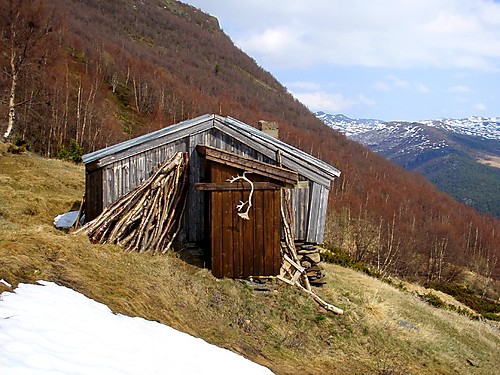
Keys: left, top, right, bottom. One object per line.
{"left": 194, "top": 182, "right": 282, "bottom": 191}
{"left": 197, "top": 145, "right": 298, "bottom": 186}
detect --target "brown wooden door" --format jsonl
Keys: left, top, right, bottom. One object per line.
{"left": 209, "top": 163, "right": 281, "bottom": 278}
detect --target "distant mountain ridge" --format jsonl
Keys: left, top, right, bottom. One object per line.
{"left": 316, "top": 112, "right": 500, "bottom": 218}
{"left": 316, "top": 112, "right": 500, "bottom": 140}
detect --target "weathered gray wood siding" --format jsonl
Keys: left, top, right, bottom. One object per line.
{"left": 85, "top": 166, "right": 103, "bottom": 222}
{"left": 208, "top": 128, "right": 273, "bottom": 163}
{"left": 281, "top": 181, "right": 329, "bottom": 244}
{"left": 84, "top": 115, "right": 337, "bottom": 245}
{"left": 95, "top": 137, "right": 195, "bottom": 241}
{"left": 305, "top": 183, "right": 330, "bottom": 243}
{"left": 100, "top": 138, "right": 188, "bottom": 207}
{"left": 285, "top": 181, "right": 309, "bottom": 241}
{"left": 187, "top": 130, "right": 209, "bottom": 243}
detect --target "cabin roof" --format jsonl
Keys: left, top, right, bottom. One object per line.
{"left": 82, "top": 114, "right": 340, "bottom": 187}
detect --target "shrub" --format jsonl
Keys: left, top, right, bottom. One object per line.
{"left": 57, "top": 139, "right": 84, "bottom": 163}
{"left": 321, "top": 246, "right": 382, "bottom": 279}
{"left": 481, "top": 312, "right": 500, "bottom": 322}
{"left": 419, "top": 292, "right": 446, "bottom": 309}
{"left": 426, "top": 282, "right": 500, "bottom": 319}
{"left": 7, "top": 139, "right": 30, "bottom": 154}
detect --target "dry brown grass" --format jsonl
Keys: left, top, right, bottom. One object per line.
{"left": 321, "top": 264, "right": 500, "bottom": 373}
{"left": 1, "top": 146, "right": 499, "bottom": 374}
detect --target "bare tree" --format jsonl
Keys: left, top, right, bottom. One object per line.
{"left": 1, "top": 0, "right": 55, "bottom": 141}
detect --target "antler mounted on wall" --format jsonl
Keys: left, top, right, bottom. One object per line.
{"left": 227, "top": 172, "right": 254, "bottom": 220}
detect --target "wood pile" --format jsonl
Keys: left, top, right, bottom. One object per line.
{"left": 75, "top": 152, "right": 189, "bottom": 254}
{"left": 295, "top": 243, "right": 327, "bottom": 286}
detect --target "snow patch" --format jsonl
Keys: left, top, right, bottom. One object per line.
{"left": 53, "top": 211, "right": 84, "bottom": 229}
{"left": 0, "top": 281, "right": 274, "bottom": 374}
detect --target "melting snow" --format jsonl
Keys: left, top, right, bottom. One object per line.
{"left": 0, "top": 281, "right": 274, "bottom": 375}
{"left": 53, "top": 211, "right": 84, "bottom": 229}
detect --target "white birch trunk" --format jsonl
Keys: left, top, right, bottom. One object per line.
{"left": 4, "top": 71, "right": 17, "bottom": 141}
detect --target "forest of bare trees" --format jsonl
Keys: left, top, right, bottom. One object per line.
{"left": 1, "top": 0, "right": 499, "bottom": 297}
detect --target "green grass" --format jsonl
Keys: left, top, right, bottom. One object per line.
{"left": 1, "top": 144, "right": 499, "bottom": 374}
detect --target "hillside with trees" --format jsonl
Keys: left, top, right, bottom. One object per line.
{"left": 1, "top": 0, "right": 499, "bottom": 298}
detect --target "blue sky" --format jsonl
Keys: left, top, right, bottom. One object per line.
{"left": 184, "top": 0, "right": 500, "bottom": 121}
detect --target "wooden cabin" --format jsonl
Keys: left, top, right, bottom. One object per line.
{"left": 82, "top": 114, "right": 340, "bottom": 278}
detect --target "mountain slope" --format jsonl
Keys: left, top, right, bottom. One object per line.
{"left": 317, "top": 112, "right": 500, "bottom": 218}
{"left": 1, "top": 0, "right": 499, "bottom": 285}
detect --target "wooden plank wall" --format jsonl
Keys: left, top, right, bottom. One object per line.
{"left": 100, "top": 138, "right": 190, "bottom": 241}
{"left": 209, "top": 127, "right": 320, "bottom": 243}
{"left": 187, "top": 130, "right": 208, "bottom": 243}
{"left": 209, "top": 128, "right": 274, "bottom": 163}
{"left": 97, "top": 131, "right": 209, "bottom": 244}
{"left": 210, "top": 162, "right": 281, "bottom": 278}
{"left": 305, "top": 183, "right": 330, "bottom": 243}
{"left": 285, "top": 181, "right": 310, "bottom": 241}
{"left": 101, "top": 138, "right": 188, "bottom": 205}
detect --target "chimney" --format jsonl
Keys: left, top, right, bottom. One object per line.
{"left": 258, "top": 120, "right": 279, "bottom": 139}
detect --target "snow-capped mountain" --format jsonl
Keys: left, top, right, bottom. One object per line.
{"left": 419, "top": 117, "right": 500, "bottom": 140}
{"left": 316, "top": 112, "right": 500, "bottom": 141}
{"left": 349, "top": 122, "right": 453, "bottom": 169}
{"left": 316, "top": 112, "right": 500, "bottom": 218}
{"left": 315, "top": 111, "right": 384, "bottom": 137}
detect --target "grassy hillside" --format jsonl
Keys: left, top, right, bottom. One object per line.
{"left": 1, "top": 146, "right": 499, "bottom": 374}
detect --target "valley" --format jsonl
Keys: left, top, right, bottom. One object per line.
{"left": 317, "top": 112, "right": 500, "bottom": 218}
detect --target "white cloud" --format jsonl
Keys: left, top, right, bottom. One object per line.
{"left": 186, "top": 0, "right": 500, "bottom": 71}
{"left": 186, "top": 0, "right": 499, "bottom": 119}
{"left": 415, "top": 82, "right": 431, "bottom": 93}
{"left": 292, "top": 91, "right": 354, "bottom": 112}
{"left": 448, "top": 85, "right": 472, "bottom": 93}
{"left": 474, "top": 102, "right": 486, "bottom": 111}
{"left": 373, "top": 81, "right": 390, "bottom": 92}
{"left": 454, "top": 96, "right": 471, "bottom": 103}
{"left": 373, "top": 75, "right": 430, "bottom": 93}
{"left": 291, "top": 91, "right": 373, "bottom": 113}
{"left": 388, "top": 75, "right": 410, "bottom": 89}
{"left": 242, "top": 27, "right": 295, "bottom": 54}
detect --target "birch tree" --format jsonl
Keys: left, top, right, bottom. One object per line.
{"left": 1, "top": 0, "right": 55, "bottom": 141}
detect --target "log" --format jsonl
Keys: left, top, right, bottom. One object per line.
{"left": 75, "top": 152, "right": 189, "bottom": 255}
{"left": 295, "top": 282, "right": 344, "bottom": 315}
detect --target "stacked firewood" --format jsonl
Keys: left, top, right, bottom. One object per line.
{"left": 296, "top": 243, "right": 327, "bottom": 286}
{"left": 75, "top": 152, "right": 189, "bottom": 254}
